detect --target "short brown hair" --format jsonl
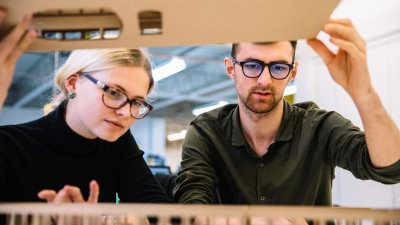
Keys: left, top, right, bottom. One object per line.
{"left": 231, "top": 41, "right": 297, "bottom": 63}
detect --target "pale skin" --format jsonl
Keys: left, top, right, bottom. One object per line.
{"left": 307, "top": 19, "right": 400, "bottom": 168}
{"left": 0, "top": 9, "right": 152, "bottom": 203}
{"left": 0, "top": 8, "right": 97, "bottom": 204}
{"left": 224, "top": 19, "right": 399, "bottom": 168}
{"left": 225, "top": 41, "right": 297, "bottom": 157}
{"left": 218, "top": 18, "right": 400, "bottom": 225}
{"left": 38, "top": 67, "right": 150, "bottom": 203}
{"left": 64, "top": 66, "right": 149, "bottom": 142}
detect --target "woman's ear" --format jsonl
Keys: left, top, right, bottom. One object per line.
{"left": 65, "top": 73, "right": 79, "bottom": 92}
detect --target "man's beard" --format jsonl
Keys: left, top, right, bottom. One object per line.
{"left": 238, "top": 84, "right": 282, "bottom": 115}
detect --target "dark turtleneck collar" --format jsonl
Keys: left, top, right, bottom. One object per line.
{"left": 42, "top": 100, "right": 101, "bottom": 158}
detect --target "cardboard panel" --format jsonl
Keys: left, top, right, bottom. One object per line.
{"left": 0, "top": 0, "right": 340, "bottom": 51}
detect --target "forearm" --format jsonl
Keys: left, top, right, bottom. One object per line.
{"left": 174, "top": 168, "right": 217, "bottom": 204}
{"left": 353, "top": 87, "right": 400, "bottom": 167}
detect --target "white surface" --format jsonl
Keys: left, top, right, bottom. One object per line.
{"left": 295, "top": 13, "right": 400, "bottom": 208}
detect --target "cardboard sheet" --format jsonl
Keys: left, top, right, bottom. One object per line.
{"left": 0, "top": 0, "right": 340, "bottom": 51}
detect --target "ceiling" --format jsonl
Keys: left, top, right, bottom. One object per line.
{"left": 8, "top": 44, "right": 234, "bottom": 122}
{"left": 5, "top": 0, "right": 400, "bottom": 134}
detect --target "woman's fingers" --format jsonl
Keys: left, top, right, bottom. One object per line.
{"left": 38, "top": 181, "right": 99, "bottom": 204}
{"left": 37, "top": 189, "right": 57, "bottom": 202}
{"left": 87, "top": 180, "right": 100, "bottom": 203}
{"left": 63, "top": 185, "right": 85, "bottom": 202}
{"left": 53, "top": 189, "right": 72, "bottom": 203}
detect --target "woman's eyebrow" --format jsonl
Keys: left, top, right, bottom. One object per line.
{"left": 105, "top": 82, "right": 127, "bottom": 94}
{"left": 107, "top": 82, "right": 146, "bottom": 100}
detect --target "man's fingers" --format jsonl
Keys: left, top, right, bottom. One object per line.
{"left": 87, "top": 180, "right": 100, "bottom": 203}
{"left": 0, "top": 14, "right": 32, "bottom": 62}
{"left": 323, "top": 23, "right": 366, "bottom": 52}
{"left": 329, "top": 37, "right": 364, "bottom": 60}
{"left": 307, "top": 39, "right": 335, "bottom": 65}
{"left": 328, "top": 18, "right": 354, "bottom": 27}
{"left": 37, "top": 189, "right": 57, "bottom": 202}
{"left": 63, "top": 185, "right": 85, "bottom": 202}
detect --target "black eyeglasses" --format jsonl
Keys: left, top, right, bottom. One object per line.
{"left": 82, "top": 72, "right": 153, "bottom": 119}
{"left": 232, "top": 59, "right": 294, "bottom": 80}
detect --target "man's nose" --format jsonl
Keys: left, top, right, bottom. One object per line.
{"left": 256, "top": 68, "right": 273, "bottom": 85}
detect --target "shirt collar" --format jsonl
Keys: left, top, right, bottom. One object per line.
{"left": 275, "top": 99, "right": 294, "bottom": 142}
{"left": 231, "top": 106, "right": 245, "bottom": 146}
{"left": 231, "top": 100, "right": 294, "bottom": 146}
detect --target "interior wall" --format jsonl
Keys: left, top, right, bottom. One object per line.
{"left": 131, "top": 117, "right": 166, "bottom": 159}
{"left": 0, "top": 107, "right": 43, "bottom": 125}
{"left": 295, "top": 33, "right": 400, "bottom": 208}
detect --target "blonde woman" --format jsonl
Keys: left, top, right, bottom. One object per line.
{"left": 0, "top": 9, "right": 170, "bottom": 203}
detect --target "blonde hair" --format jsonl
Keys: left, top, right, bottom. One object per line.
{"left": 43, "top": 48, "right": 154, "bottom": 115}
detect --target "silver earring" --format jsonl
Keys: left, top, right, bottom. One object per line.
{"left": 67, "top": 91, "right": 76, "bottom": 99}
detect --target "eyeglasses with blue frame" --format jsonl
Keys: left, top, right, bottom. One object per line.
{"left": 232, "top": 59, "right": 294, "bottom": 80}
{"left": 82, "top": 72, "right": 153, "bottom": 119}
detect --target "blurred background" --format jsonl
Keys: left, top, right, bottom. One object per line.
{"left": 1, "top": 0, "right": 399, "bottom": 208}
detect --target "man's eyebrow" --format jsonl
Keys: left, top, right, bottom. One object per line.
{"left": 270, "top": 60, "right": 291, "bottom": 64}
{"left": 241, "top": 57, "right": 291, "bottom": 64}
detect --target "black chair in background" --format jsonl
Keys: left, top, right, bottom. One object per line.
{"left": 150, "top": 166, "right": 177, "bottom": 202}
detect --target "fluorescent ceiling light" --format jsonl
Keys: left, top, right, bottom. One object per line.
{"left": 167, "top": 129, "right": 187, "bottom": 142}
{"left": 192, "top": 101, "right": 229, "bottom": 116}
{"left": 153, "top": 57, "right": 186, "bottom": 82}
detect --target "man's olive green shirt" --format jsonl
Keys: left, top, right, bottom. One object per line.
{"left": 174, "top": 101, "right": 400, "bottom": 205}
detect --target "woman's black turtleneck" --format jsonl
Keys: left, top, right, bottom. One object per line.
{"left": 0, "top": 102, "right": 170, "bottom": 203}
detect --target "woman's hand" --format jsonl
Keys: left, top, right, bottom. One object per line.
{"left": 37, "top": 180, "right": 100, "bottom": 203}
{"left": 0, "top": 7, "right": 36, "bottom": 112}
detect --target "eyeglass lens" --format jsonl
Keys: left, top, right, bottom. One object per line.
{"left": 103, "top": 88, "right": 149, "bottom": 118}
{"left": 242, "top": 61, "right": 291, "bottom": 79}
